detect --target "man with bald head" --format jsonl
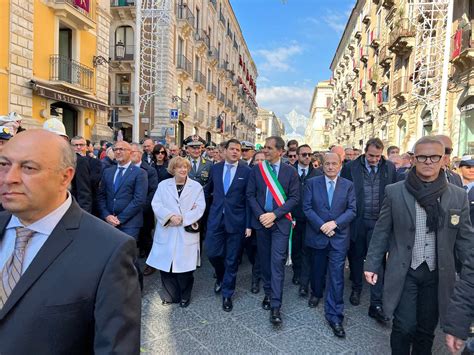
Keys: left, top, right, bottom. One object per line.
{"left": 0, "top": 130, "right": 141, "bottom": 354}
{"left": 142, "top": 138, "right": 155, "bottom": 165}
{"left": 303, "top": 152, "right": 356, "bottom": 338}
{"left": 435, "top": 135, "right": 463, "bottom": 187}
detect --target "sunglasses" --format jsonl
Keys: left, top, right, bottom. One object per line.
{"left": 288, "top": 155, "right": 297, "bottom": 158}
{"left": 156, "top": 151, "right": 166, "bottom": 155}
{"left": 299, "top": 153, "right": 312, "bottom": 157}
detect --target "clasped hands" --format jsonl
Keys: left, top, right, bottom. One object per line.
{"left": 259, "top": 212, "right": 276, "bottom": 228}
{"left": 320, "top": 220, "right": 337, "bottom": 237}
{"left": 105, "top": 215, "right": 120, "bottom": 227}
{"left": 168, "top": 215, "right": 183, "bottom": 226}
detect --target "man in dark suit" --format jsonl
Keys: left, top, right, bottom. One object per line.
{"left": 142, "top": 138, "right": 155, "bottom": 165}
{"left": 246, "top": 136, "right": 300, "bottom": 325}
{"left": 204, "top": 139, "right": 251, "bottom": 312}
{"left": 341, "top": 137, "right": 397, "bottom": 322}
{"left": 0, "top": 130, "right": 140, "bottom": 354}
{"left": 459, "top": 155, "right": 474, "bottom": 223}
{"left": 364, "top": 136, "right": 474, "bottom": 354}
{"left": 130, "top": 143, "right": 158, "bottom": 273}
{"left": 436, "top": 135, "right": 463, "bottom": 187}
{"left": 304, "top": 152, "right": 356, "bottom": 338}
{"left": 291, "top": 144, "right": 322, "bottom": 296}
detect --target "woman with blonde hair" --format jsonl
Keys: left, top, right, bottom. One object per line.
{"left": 146, "top": 156, "right": 206, "bottom": 307}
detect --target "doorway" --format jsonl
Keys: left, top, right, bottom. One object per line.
{"left": 50, "top": 102, "right": 78, "bottom": 138}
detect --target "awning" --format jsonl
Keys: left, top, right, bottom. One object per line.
{"left": 30, "top": 80, "right": 108, "bottom": 111}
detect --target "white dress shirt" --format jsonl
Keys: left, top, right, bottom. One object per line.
{"left": 113, "top": 161, "right": 131, "bottom": 183}
{"left": 297, "top": 164, "right": 309, "bottom": 177}
{"left": 222, "top": 160, "right": 239, "bottom": 186}
{"left": 0, "top": 193, "right": 72, "bottom": 275}
{"left": 325, "top": 175, "right": 338, "bottom": 189}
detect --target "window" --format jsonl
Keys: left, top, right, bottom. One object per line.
{"left": 115, "top": 74, "right": 131, "bottom": 105}
{"left": 115, "top": 26, "right": 134, "bottom": 60}
{"left": 398, "top": 119, "right": 407, "bottom": 145}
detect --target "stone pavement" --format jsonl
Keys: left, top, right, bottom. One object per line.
{"left": 140, "top": 257, "right": 450, "bottom": 354}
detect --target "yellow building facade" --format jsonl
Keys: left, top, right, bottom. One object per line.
{"left": 0, "top": 0, "right": 112, "bottom": 141}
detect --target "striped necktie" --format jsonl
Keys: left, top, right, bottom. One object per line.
{"left": 0, "top": 227, "right": 35, "bottom": 308}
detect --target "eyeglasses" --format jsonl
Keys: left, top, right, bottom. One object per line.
{"left": 156, "top": 151, "right": 166, "bottom": 155}
{"left": 299, "top": 153, "right": 312, "bottom": 157}
{"left": 112, "top": 147, "right": 130, "bottom": 152}
{"left": 444, "top": 147, "right": 453, "bottom": 155}
{"left": 415, "top": 155, "right": 442, "bottom": 163}
{"left": 288, "top": 155, "right": 297, "bottom": 158}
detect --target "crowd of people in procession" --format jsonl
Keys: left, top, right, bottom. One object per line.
{"left": 0, "top": 112, "right": 472, "bottom": 355}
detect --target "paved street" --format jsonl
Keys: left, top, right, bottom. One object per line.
{"left": 140, "top": 257, "right": 450, "bottom": 354}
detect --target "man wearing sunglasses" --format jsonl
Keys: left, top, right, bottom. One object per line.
{"left": 435, "top": 135, "right": 463, "bottom": 188}
{"left": 364, "top": 136, "right": 474, "bottom": 354}
{"left": 291, "top": 144, "right": 322, "bottom": 296}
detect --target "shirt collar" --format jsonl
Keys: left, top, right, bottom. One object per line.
{"left": 6, "top": 193, "right": 72, "bottom": 235}
{"left": 117, "top": 161, "right": 131, "bottom": 169}
{"left": 364, "top": 157, "right": 378, "bottom": 171}
{"left": 224, "top": 160, "right": 239, "bottom": 168}
{"left": 325, "top": 175, "right": 338, "bottom": 185}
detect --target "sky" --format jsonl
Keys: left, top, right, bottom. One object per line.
{"left": 231, "top": 0, "right": 355, "bottom": 122}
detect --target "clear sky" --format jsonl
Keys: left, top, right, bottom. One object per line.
{"left": 231, "top": 0, "right": 355, "bottom": 121}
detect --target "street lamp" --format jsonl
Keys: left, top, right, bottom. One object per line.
{"left": 172, "top": 86, "right": 192, "bottom": 103}
{"left": 93, "top": 41, "right": 125, "bottom": 67}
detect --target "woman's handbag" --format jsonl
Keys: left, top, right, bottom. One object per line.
{"left": 184, "top": 221, "right": 200, "bottom": 233}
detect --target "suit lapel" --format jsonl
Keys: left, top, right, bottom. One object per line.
{"left": 319, "top": 177, "right": 330, "bottom": 209}
{"left": 227, "top": 163, "right": 241, "bottom": 194}
{"left": 0, "top": 202, "right": 81, "bottom": 320}
{"left": 401, "top": 185, "right": 416, "bottom": 226}
{"left": 115, "top": 165, "right": 133, "bottom": 194}
{"left": 0, "top": 213, "right": 12, "bottom": 245}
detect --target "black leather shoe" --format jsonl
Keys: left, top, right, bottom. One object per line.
{"left": 179, "top": 299, "right": 190, "bottom": 308}
{"left": 308, "top": 295, "right": 321, "bottom": 308}
{"left": 223, "top": 297, "right": 233, "bottom": 312}
{"left": 329, "top": 322, "right": 346, "bottom": 338}
{"left": 349, "top": 290, "right": 361, "bottom": 306}
{"left": 270, "top": 308, "right": 282, "bottom": 325}
{"left": 292, "top": 276, "right": 300, "bottom": 285}
{"left": 214, "top": 281, "right": 222, "bottom": 294}
{"left": 368, "top": 305, "right": 389, "bottom": 323}
{"left": 251, "top": 281, "right": 260, "bottom": 294}
{"left": 299, "top": 286, "right": 308, "bottom": 297}
{"left": 262, "top": 295, "right": 271, "bottom": 310}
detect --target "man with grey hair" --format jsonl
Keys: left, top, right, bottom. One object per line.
{"left": 365, "top": 136, "right": 474, "bottom": 354}
{"left": 0, "top": 130, "right": 141, "bottom": 353}
{"left": 435, "top": 135, "right": 463, "bottom": 187}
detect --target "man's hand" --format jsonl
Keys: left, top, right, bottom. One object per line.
{"left": 245, "top": 228, "right": 252, "bottom": 238}
{"left": 105, "top": 215, "right": 120, "bottom": 227}
{"left": 364, "top": 271, "right": 378, "bottom": 285}
{"left": 445, "top": 334, "right": 464, "bottom": 354}
{"left": 320, "top": 221, "right": 337, "bottom": 235}
{"left": 259, "top": 213, "right": 276, "bottom": 228}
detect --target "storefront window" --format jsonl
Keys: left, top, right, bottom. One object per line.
{"left": 459, "top": 99, "right": 474, "bottom": 155}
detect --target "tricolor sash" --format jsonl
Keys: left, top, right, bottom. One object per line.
{"left": 259, "top": 160, "right": 296, "bottom": 265}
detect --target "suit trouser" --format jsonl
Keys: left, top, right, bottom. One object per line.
{"left": 243, "top": 231, "right": 261, "bottom": 283}
{"left": 291, "top": 220, "right": 311, "bottom": 287}
{"left": 257, "top": 226, "right": 289, "bottom": 308}
{"left": 138, "top": 207, "right": 155, "bottom": 256}
{"left": 390, "top": 262, "right": 439, "bottom": 355}
{"left": 206, "top": 219, "right": 244, "bottom": 298}
{"left": 310, "top": 244, "right": 347, "bottom": 324}
{"left": 348, "top": 218, "right": 385, "bottom": 306}
{"left": 120, "top": 227, "right": 143, "bottom": 291}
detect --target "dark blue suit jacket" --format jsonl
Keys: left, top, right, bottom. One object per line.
{"left": 246, "top": 161, "right": 300, "bottom": 235}
{"left": 204, "top": 161, "right": 251, "bottom": 234}
{"left": 303, "top": 175, "right": 356, "bottom": 250}
{"left": 468, "top": 187, "right": 474, "bottom": 224}
{"left": 97, "top": 164, "right": 148, "bottom": 230}
{"left": 139, "top": 161, "right": 158, "bottom": 206}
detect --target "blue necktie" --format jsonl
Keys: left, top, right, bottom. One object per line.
{"left": 264, "top": 164, "right": 277, "bottom": 212}
{"left": 328, "top": 180, "right": 335, "bottom": 208}
{"left": 114, "top": 167, "right": 125, "bottom": 192}
{"left": 223, "top": 164, "right": 232, "bottom": 194}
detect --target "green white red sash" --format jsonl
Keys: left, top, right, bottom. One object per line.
{"left": 258, "top": 160, "right": 296, "bottom": 265}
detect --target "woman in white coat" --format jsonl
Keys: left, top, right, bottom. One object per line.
{"left": 146, "top": 156, "right": 206, "bottom": 307}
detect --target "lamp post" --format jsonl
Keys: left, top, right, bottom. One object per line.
{"left": 171, "top": 87, "right": 192, "bottom": 144}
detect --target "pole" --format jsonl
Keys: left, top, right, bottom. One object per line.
{"left": 133, "top": 0, "right": 141, "bottom": 142}
{"left": 438, "top": 0, "right": 454, "bottom": 134}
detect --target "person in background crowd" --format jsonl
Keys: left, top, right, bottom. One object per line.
{"left": 186, "top": 136, "right": 213, "bottom": 186}
{"left": 388, "top": 154, "right": 402, "bottom": 170}
{"left": 459, "top": 155, "right": 474, "bottom": 223}
{"left": 142, "top": 138, "right": 155, "bottom": 166}
{"left": 291, "top": 144, "right": 322, "bottom": 297}
{"left": 146, "top": 157, "right": 205, "bottom": 308}
{"left": 287, "top": 139, "right": 299, "bottom": 152}
{"left": 246, "top": 136, "right": 300, "bottom": 326}
{"left": 130, "top": 143, "right": 158, "bottom": 272}
{"left": 98, "top": 140, "right": 108, "bottom": 160}
{"left": 330, "top": 146, "right": 346, "bottom": 165}
{"left": 286, "top": 148, "right": 298, "bottom": 166}
{"left": 152, "top": 144, "right": 173, "bottom": 184}
{"left": 102, "top": 146, "right": 116, "bottom": 170}
{"left": 387, "top": 145, "right": 400, "bottom": 158}
{"left": 0, "top": 130, "right": 141, "bottom": 354}
{"left": 93, "top": 142, "right": 101, "bottom": 157}
{"left": 435, "top": 135, "right": 463, "bottom": 187}
{"left": 204, "top": 139, "right": 251, "bottom": 312}
{"left": 0, "top": 126, "right": 13, "bottom": 153}
{"left": 304, "top": 152, "right": 356, "bottom": 338}
{"left": 364, "top": 136, "right": 474, "bottom": 354}
{"left": 241, "top": 141, "right": 256, "bottom": 165}
{"left": 353, "top": 148, "right": 362, "bottom": 159}
{"left": 312, "top": 153, "right": 324, "bottom": 169}
{"left": 86, "top": 139, "right": 95, "bottom": 158}
{"left": 341, "top": 137, "right": 397, "bottom": 323}
{"left": 344, "top": 147, "right": 355, "bottom": 161}
{"left": 204, "top": 142, "right": 217, "bottom": 162}
{"left": 215, "top": 142, "right": 227, "bottom": 163}
{"left": 168, "top": 143, "right": 180, "bottom": 159}
{"left": 0, "top": 112, "right": 22, "bottom": 136}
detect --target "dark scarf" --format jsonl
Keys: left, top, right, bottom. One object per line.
{"left": 405, "top": 167, "right": 448, "bottom": 233}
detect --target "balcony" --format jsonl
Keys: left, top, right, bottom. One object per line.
{"left": 194, "top": 70, "right": 206, "bottom": 90}
{"left": 381, "top": 0, "right": 395, "bottom": 9}
{"left": 368, "top": 66, "right": 378, "bottom": 86}
{"left": 362, "top": 11, "right": 371, "bottom": 25}
{"left": 392, "top": 76, "right": 409, "bottom": 100}
{"left": 378, "top": 44, "right": 392, "bottom": 68}
{"left": 217, "top": 92, "right": 225, "bottom": 105}
{"left": 196, "top": 109, "right": 205, "bottom": 124}
{"left": 358, "top": 78, "right": 367, "bottom": 96}
{"left": 226, "top": 27, "right": 233, "bottom": 39}
{"left": 194, "top": 30, "right": 210, "bottom": 52}
{"left": 47, "top": 0, "right": 95, "bottom": 30}
{"left": 359, "top": 46, "right": 369, "bottom": 63}
{"left": 370, "top": 28, "right": 380, "bottom": 48}
{"left": 176, "top": 5, "right": 194, "bottom": 34}
{"left": 225, "top": 98, "right": 232, "bottom": 109}
{"left": 388, "top": 18, "right": 415, "bottom": 55}
{"left": 207, "top": 47, "right": 219, "bottom": 65}
{"left": 109, "top": 91, "right": 134, "bottom": 107}
{"left": 377, "top": 86, "right": 389, "bottom": 111}
{"left": 206, "top": 82, "right": 217, "bottom": 98}
{"left": 354, "top": 27, "right": 362, "bottom": 40}
{"left": 49, "top": 55, "right": 93, "bottom": 92}
{"left": 180, "top": 101, "right": 190, "bottom": 117}
{"left": 233, "top": 39, "right": 238, "bottom": 50}
{"left": 217, "top": 60, "right": 229, "bottom": 74}
{"left": 352, "top": 58, "right": 360, "bottom": 74}
{"left": 450, "top": 26, "right": 474, "bottom": 70}
{"left": 219, "top": 11, "right": 226, "bottom": 27}
{"left": 348, "top": 39, "right": 356, "bottom": 51}
{"left": 364, "top": 101, "right": 376, "bottom": 118}
{"left": 176, "top": 54, "right": 192, "bottom": 77}
{"left": 110, "top": 0, "right": 135, "bottom": 20}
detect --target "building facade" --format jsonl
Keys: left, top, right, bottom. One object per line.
{"left": 327, "top": 0, "right": 473, "bottom": 156}
{"left": 305, "top": 80, "right": 334, "bottom": 151}
{"left": 1, "top": 0, "right": 112, "bottom": 141}
{"left": 110, "top": 0, "right": 258, "bottom": 145}
{"left": 255, "top": 108, "right": 285, "bottom": 147}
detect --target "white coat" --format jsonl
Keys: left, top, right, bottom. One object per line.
{"left": 146, "top": 177, "right": 205, "bottom": 273}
